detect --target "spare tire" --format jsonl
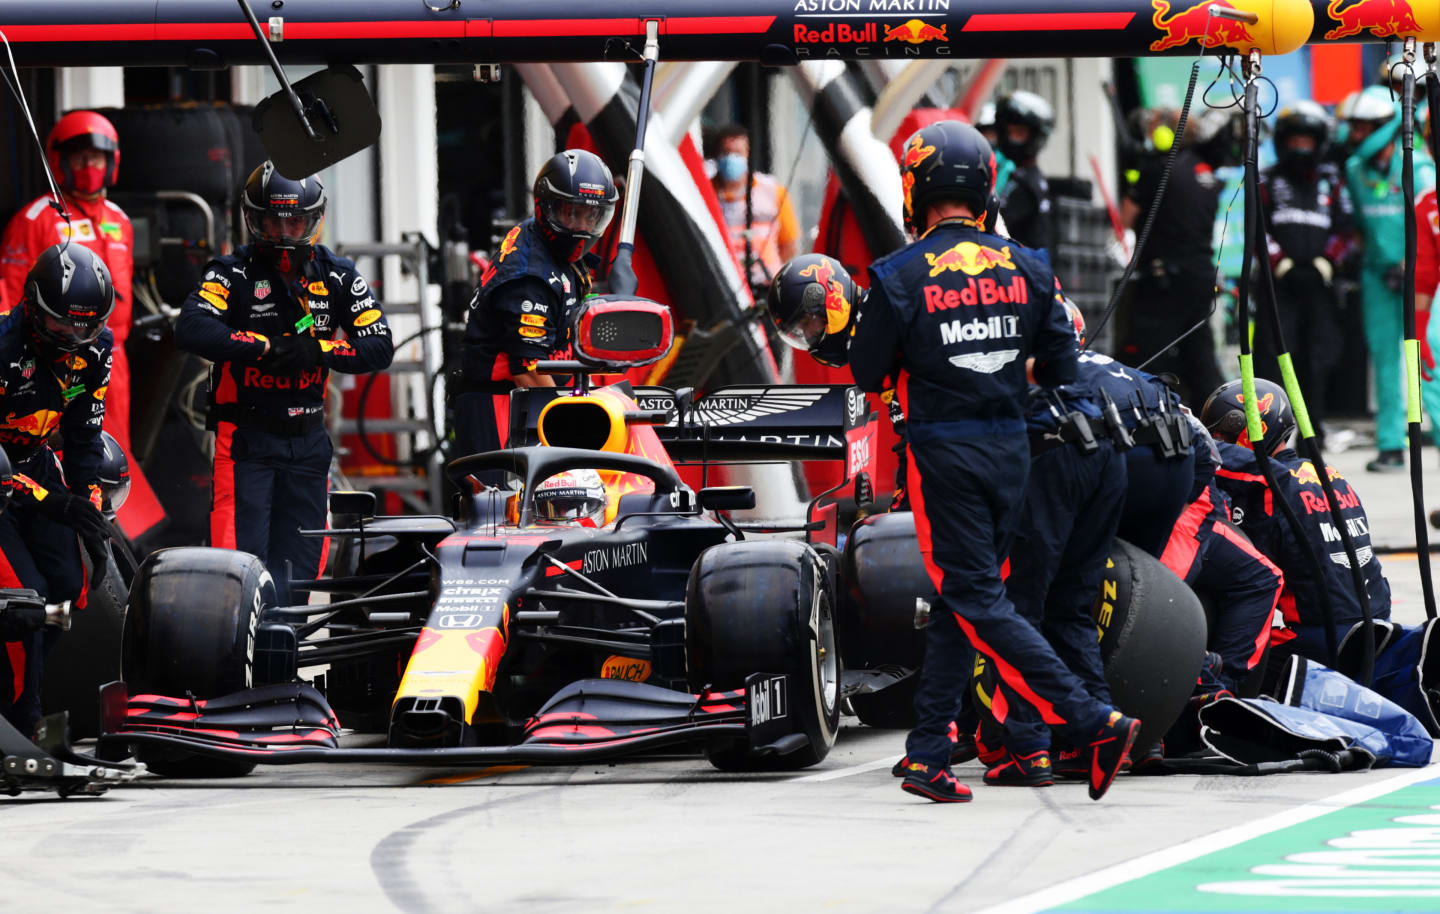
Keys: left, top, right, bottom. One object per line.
{"left": 122, "top": 547, "right": 274, "bottom": 777}
{"left": 1096, "top": 539, "right": 1207, "bottom": 756}
{"left": 97, "top": 105, "right": 234, "bottom": 202}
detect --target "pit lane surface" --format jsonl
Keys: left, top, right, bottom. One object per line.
{"left": 3, "top": 440, "right": 1438, "bottom": 913}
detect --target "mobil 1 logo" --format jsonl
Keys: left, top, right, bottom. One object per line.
{"left": 748, "top": 674, "right": 788, "bottom": 727}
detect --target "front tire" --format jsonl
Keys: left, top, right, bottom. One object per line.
{"left": 686, "top": 540, "right": 840, "bottom": 770}
{"left": 122, "top": 547, "right": 275, "bottom": 777}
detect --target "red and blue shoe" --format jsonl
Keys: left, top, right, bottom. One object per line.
{"left": 983, "top": 749, "right": 1054, "bottom": 787}
{"left": 891, "top": 732, "right": 982, "bottom": 777}
{"left": 1087, "top": 711, "right": 1141, "bottom": 801}
{"left": 900, "top": 761, "right": 973, "bottom": 803}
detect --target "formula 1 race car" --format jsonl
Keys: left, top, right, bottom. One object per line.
{"left": 98, "top": 297, "right": 881, "bottom": 776}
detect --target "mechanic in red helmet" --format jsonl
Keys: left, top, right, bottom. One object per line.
{"left": 0, "top": 110, "right": 166, "bottom": 544}
{"left": 452, "top": 150, "right": 618, "bottom": 479}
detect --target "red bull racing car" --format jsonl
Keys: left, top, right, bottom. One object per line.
{"left": 97, "top": 297, "right": 888, "bottom": 776}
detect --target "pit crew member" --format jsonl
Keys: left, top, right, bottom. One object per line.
{"left": 175, "top": 163, "right": 393, "bottom": 606}
{"left": 0, "top": 110, "right": 165, "bottom": 541}
{"left": 0, "top": 245, "right": 115, "bottom": 736}
{"left": 1203, "top": 379, "right": 1391, "bottom": 664}
{"left": 1257, "top": 101, "right": 1351, "bottom": 450}
{"left": 849, "top": 120, "right": 1140, "bottom": 804}
{"left": 994, "top": 90, "right": 1056, "bottom": 253}
{"left": 454, "top": 150, "right": 618, "bottom": 469}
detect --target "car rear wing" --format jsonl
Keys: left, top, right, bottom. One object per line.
{"left": 510, "top": 382, "right": 878, "bottom": 470}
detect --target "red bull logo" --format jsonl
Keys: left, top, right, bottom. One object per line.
{"left": 799, "top": 259, "right": 852, "bottom": 333}
{"left": 1324, "top": 0, "right": 1422, "bottom": 39}
{"left": 901, "top": 134, "right": 937, "bottom": 217}
{"left": 1150, "top": 0, "right": 1259, "bottom": 52}
{"left": 2, "top": 409, "right": 61, "bottom": 438}
{"left": 883, "top": 19, "right": 948, "bottom": 44}
{"left": 925, "top": 241, "right": 1017, "bottom": 278}
{"left": 498, "top": 225, "right": 521, "bottom": 263}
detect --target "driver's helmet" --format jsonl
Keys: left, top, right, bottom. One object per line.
{"left": 533, "top": 469, "right": 608, "bottom": 527}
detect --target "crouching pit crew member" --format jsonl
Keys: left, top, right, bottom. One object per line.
{"left": 453, "top": 150, "right": 618, "bottom": 470}
{"left": 0, "top": 245, "right": 115, "bottom": 736}
{"left": 1202, "top": 379, "right": 1391, "bottom": 668}
{"left": 849, "top": 120, "right": 1141, "bottom": 804}
{"left": 175, "top": 163, "right": 393, "bottom": 606}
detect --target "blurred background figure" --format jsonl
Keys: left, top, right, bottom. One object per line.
{"left": 1256, "top": 101, "right": 1351, "bottom": 451}
{"left": 1118, "top": 107, "right": 1241, "bottom": 407}
{"left": 1343, "top": 85, "right": 1440, "bottom": 472}
{"left": 994, "top": 90, "right": 1057, "bottom": 252}
{"left": 707, "top": 123, "right": 800, "bottom": 292}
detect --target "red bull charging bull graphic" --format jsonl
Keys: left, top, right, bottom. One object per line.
{"left": 883, "top": 19, "right": 948, "bottom": 45}
{"left": 1150, "top": 0, "right": 1259, "bottom": 51}
{"left": 798, "top": 259, "right": 852, "bottom": 334}
{"left": 901, "top": 134, "right": 937, "bottom": 222}
{"left": 1323, "top": 0, "right": 1424, "bottom": 40}
{"left": 925, "top": 241, "right": 1017, "bottom": 278}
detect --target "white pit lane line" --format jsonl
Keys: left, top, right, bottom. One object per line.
{"left": 974, "top": 758, "right": 1440, "bottom": 914}
{"left": 791, "top": 755, "right": 900, "bottom": 782}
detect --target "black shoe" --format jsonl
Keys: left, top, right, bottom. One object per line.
{"left": 1367, "top": 450, "right": 1405, "bottom": 473}
{"left": 900, "top": 761, "right": 973, "bottom": 803}
{"left": 1053, "top": 744, "right": 1086, "bottom": 781}
{"left": 1086, "top": 711, "right": 1141, "bottom": 801}
{"left": 983, "top": 749, "right": 1055, "bottom": 787}
{"left": 1129, "top": 740, "right": 1168, "bottom": 776}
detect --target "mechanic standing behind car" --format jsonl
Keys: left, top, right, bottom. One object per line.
{"left": 453, "top": 150, "right": 618, "bottom": 468}
{"left": 175, "top": 163, "right": 393, "bottom": 606}
{"left": 0, "top": 245, "right": 115, "bottom": 737}
{"left": 849, "top": 120, "right": 1140, "bottom": 804}
{"left": 994, "top": 90, "right": 1056, "bottom": 253}
{"left": 0, "top": 111, "right": 167, "bottom": 544}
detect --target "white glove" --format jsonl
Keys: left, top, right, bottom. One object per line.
{"left": 1312, "top": 256, "right": 1334, "bottom": 283}
{"left": 1274, "top": 257, "right": 1294, "bottom": 280}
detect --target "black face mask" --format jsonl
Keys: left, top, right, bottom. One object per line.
{"left": 1276, "top": 146, "right": 1321, "bottom": 174}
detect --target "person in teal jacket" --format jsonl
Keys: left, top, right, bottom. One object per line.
{"left": 1344, "top": 85, "right": 1440, "bottom": 471}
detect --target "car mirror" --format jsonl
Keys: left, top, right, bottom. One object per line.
{"left": 329, "top": 490, "right": 377, "bottom": 520}
{"left": 698, "top": 487, "right": 756, "bottom": 512}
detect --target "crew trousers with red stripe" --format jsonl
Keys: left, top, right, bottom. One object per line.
{"left": 1161, "top": 493, "right": 1283, "bottom": 693}
{"left": 998, "top": 441, "right": 1127, "bottom": 754}
{"left": 0, "top": 456, "right": 88, "bottom": 737}
{"left": 903, "top": 433, "right": 1112, "bottom": 768}
{"left": 211, "top": 421, "right": 330, "bottom": 607}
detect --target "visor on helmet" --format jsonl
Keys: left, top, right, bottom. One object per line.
{"left": 539, "top": 198, "right": 615, "bottom": 240}
{"left": 533, "top": 470, "right": 608, "bottom": 526}
{"left": 33, "top": 308, "right": 106, "bottom": 350}
{"left": 774, "top": 292, "right": 830, "bottom": 352}
{"left": 245, "top": 209, "right": 324, "bottom": 250}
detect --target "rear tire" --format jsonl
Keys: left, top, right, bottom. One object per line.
{"left": 122, "top": 547, "right": 275, "bottom": 777}
{"left": 686, "top": 540, "right": 840, "bottom": 770}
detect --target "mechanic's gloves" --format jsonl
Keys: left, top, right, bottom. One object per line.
{"left": 35, "top": 490, "right": 111, "bottom": 572}
{"left": 0, "top": 603, "right": 45, "bottom": 639}
{"left": 1312, "top": 256, "right": 1334, "bottom": 284}
{"left": 1273, "top": 257, "right": 1294, "bottom": 280}
{"left": 260, "top": 333, "right": 323, "bottom": 373}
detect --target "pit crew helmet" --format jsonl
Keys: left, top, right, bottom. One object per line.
{"left": 23, "top": 243, "right": 115, "bottom": 353}
{"left": 994, "top": 90, "right": 1055, "bottom": 163}
{"left": 900, "top": 120, "right": 995, "bottom": 236}
{"left": 1273, "top": 100, "right": 1332, "bottom": 173}
{"left": 1346, "top": 85, "right": 1398, "bottom": 128}
{"left": 242, "top": 161, "right": 327, "bottom": 273}
{"left": 97, "top": 430, "right": 131, "bottom": 512}
{"left": 533, "top": 150, "right": 620, "bottom": 263}
{"left": 47, "top": 110, "right": 120, "bottom": 196}
{"left": 766, "top": 254, "right": 862, "bottom": 368}
{"left": 533, "top": 469, "right": 608, "bottom": 527}
{"left": 1188, "top": 107, "right": 1244, "bottom": 169}
{"left": 1200, "top": 378, "right": 1297, "bottom": 457}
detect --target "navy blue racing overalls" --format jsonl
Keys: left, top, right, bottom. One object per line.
{"left": 1077, "top": 351, "right": 1195, "bottom": 557}
{"left": 996, "top": 367, "right": 1128, "bottom": 755}
{"left": 0, "top": 307, "right": 110, "bottom": 734}
{"left": 1213, "top": 442, "right": 1391, "bottom": 662}
{"left": 850, "top": 216, "right": 1114, "bottom": 768}
{"left": 454, "top": 219, "right": 589, "bottom": 466}
{"left": 175, "top": 245, "right": 393, "bottom": 605}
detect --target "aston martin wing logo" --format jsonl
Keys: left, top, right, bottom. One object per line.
{"left": 690, "top": 387, "right": 829, "bottom": 426}
{"left": 948, "top": 350, "right": 1020, "bottom": 374}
